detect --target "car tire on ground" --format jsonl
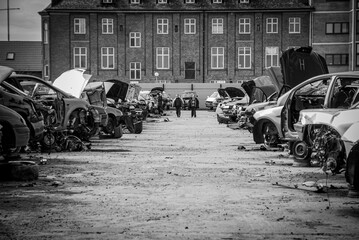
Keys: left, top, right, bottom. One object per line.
{"left": 292, "top": 141, "right": 312, "bottom": 167}
{"left": 0, "top": 161, "right": 39, "bottom": 181}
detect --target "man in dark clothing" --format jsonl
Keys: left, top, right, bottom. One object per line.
{"left": 157, "top": 93, "right": 163, "bottom": 115}
{"left": 173, "top": 94, "right": 183, "bottom": 117}
{"left": 189, "top": 95, "right": 199, "bottom": 118}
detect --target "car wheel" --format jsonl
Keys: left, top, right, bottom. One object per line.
{"left": 103, "top": 116, "right": 116, "bottom": 135}
{"left": 292, "top": 140, "right": 312, "bottom": 160}
{"left": 346, "top": 146, "right": 359, "bottom": 196}
{"left": 262, "top": 121, "right": 280, "bottom": 147}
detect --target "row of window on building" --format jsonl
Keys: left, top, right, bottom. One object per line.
{"left": 70, "top": 46, "right": 282, "bottom": 80}
{"left": 70, "top": 17, "right": 302, "bottom": 36}
{"left": 102, "top": 0, "right": 251, "bottom": 4}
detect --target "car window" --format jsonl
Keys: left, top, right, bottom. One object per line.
{"left": 209, "top": 92, "right": 218, "bottom": 98}
{"left": 296, "top": 78, "right": 331, "bottom": 96}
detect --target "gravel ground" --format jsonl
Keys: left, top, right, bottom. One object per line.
{"left": 1, "top": 110, "right": 359, "bottom": 240}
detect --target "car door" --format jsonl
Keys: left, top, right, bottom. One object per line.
{"left": 280, "top": 75, "right": 333, "bottom": 140}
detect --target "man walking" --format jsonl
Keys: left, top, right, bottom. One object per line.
{"left": 189, "top": 94, "right": 199, "bottom": 118}
{"left": 173, "top": 94, "right": 183, "bottom": 117}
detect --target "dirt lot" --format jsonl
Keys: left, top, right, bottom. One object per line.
{"left": 1, "top": 110, "right": 359, "bottom": 240}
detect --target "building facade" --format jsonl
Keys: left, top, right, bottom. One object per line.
{"left": 40, "top": 0, "right": 315, "bottom": 83}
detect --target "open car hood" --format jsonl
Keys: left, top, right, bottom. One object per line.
{"left": 150, "top": 87, "right": 164, "bottom": 94}
{"left": 0, "top": 66, "right": 14, "bottom": 84}
{"left": 103, "top": 79, "right": 129, "bottom": 102}
{"left": 280, "top": 46, "right": 328, "bottom": 88}
{"left": 52, "top": 69, "right": 91, "bottom": 98}
{"left": 218, "top": 87, "right": 245, "bottom": 99}
{"left": 241, "top": 67, "right": 283, "bottom": 101}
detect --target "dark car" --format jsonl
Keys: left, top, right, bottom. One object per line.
{"left": 0, "top": 66, "right": 44, "bottom": 146}
{"left": 181, "top": 90, "right": 197, "bottom": 110}
{"left": 0, "top": 104, "right": 30, "bottom": 157}
{"left": 102, "top": 79, "right": 143, "bottom": 134}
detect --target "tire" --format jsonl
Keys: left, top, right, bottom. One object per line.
{"left": 292, "top": 140, "right": 312, "bottom": 160}
{"left": 103, "top": 116, "right": 116, "bottom": 135}
{"left": 133, "top": 121, "right": 143, "bottom": 134}
{"left": 346, "top": 147, "right": 359, "bottom": 192}
{"left": 0, "top": 161, "right": 39, "bottom": 181}
{"left": 262, "top": 121, "right": 280, "bottom": 147}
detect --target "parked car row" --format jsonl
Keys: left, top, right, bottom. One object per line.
{"left": 0, "top": 66, "right": 146, "bottom": 158}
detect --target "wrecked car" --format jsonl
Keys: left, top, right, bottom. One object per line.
{"left": 83, "top": 82, "right": 124, "bottom": 138}
{"left": 0, "top": 66, "right": 44, "bottom": 146}
{"left": 150, "top": 87, "right": 172, "bottom": 110}
{"left": 103, "top": 79, "right": 143, "bottom": 134}
{"left": 281, "top": 72, "right": 359, "bottom": 159}
{"left": 249, "top": 47, "right": 329, "bottom": 147}
{"left": 0, "top": 104, "right": 30, "bottom": 157}
{"left": 215, "top": 87, "right": 249, "bottom": 124}
{"left": 293, "top": 103, "right": 359, "bottom": 196}
{"left": 6, "top": 68, "right": 101, "bottom": 150}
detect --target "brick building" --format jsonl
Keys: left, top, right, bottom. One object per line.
{"left": 39, "top": 0, "right": 314, "bottom": 83}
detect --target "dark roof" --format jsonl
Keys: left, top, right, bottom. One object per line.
{"left": 43, "top": 0, "right": 312, "bottom": 12}
{"left": 0, "top": 41, "right": 42, "bottom": 72}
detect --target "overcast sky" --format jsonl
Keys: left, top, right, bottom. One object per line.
{"left": 0, "top": 0, "right": 51, "bottom": 41}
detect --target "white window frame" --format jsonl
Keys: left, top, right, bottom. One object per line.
{"left": 211, "top": 47, "right": 224, "bottom": 69}
{"left": 44, "top": 65, "right": 49, "bottom": 78}
{"left": 102, "top": 18, "right": 113, "bottom": 34}
{"left": 103, "top": 0, "right": 112, "bottom": 3}
{"left": 157, "top": 18, "right": 169, "bottom": 34}
{"left": 74, "top": 18, "right": 86, "bottom": 34}
{"left": 130, "top": 32, "right": 141, "bottom": 48}
{"left": 239, "top": 0, "right": 249, "bottom": 3}
{"left": 130, "top": 62, "right": 141, "bottom": 80}
{"left": 184, "top": 18, "right": 196, "bottom": 34}
{"left": 238, "top": 47, "right": 251, "bottom": 69}
{"left": 101, "top": 47, "right": 115, "bottom": 69}
{"left": 212, "top": 18, "right": 223, "bottom": 34}
{"left": 131, "top": 0, "right": 140, "bottom": 4}
{"left": 239, "top": 18, "right": 251, "bottom": 34}
{"left": 265, "top": 47, "right": 279, "bottom": 67}
{"left": 73, "top": 47, "right": 87, "bottom": 69}
{"left": 158, "top": 0, "right": 167, "bottom": 3}
{"left": 185, "top": 0, "right": 195, "bottom": 3}
{"left": 156, "top": 47, "right": 170, "bottom": 69}
{"left": 289, "top": 17, "right": 301, "bottom": 34}
{"left": 213, "top": 0, "right": 222, "bottom": 3}
{"left": 266, "top": 18, "right": 278, "bottom": 33}
{"left": 44, "top": 22, "right": 48, "bottom": 44}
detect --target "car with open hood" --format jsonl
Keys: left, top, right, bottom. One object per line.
{"left": 102, "top": 79, "right": 143, "bottom": 134}
{"left": 0, "top": 104, "right": 30, "bottom": 157}
{"left": 3, "top": 68, "right": 101, "bottom": 149}
{"left": 83, "top": 82, "right": 124, "bottom": 138}
{"left": 150, "top": 87, "right": 172, "bottom": 110}
{"left": 0, "top": 66, "right": 44, "bottom": 146}
{"left": 215, "top": 87, "right": 249, "bottom": 124}
{"left": 249, "top": 47, "right": 329, "bottom": 147}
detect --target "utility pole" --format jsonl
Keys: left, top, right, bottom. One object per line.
{"left": 0, "top": 0, "right": 20, "bottom": 41}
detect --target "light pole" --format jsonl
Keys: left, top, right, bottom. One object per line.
{"left": 154, "top": 72, "right": 159, "bottom": 83}
{"left": 0, "top": 0, "right": 20, "bottom": 41}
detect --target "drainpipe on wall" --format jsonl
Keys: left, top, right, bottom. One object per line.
{"left": 202, "top": 11, "right": 206, "bottom": 83}
{"left": 352, "top": 0, "right": 356, "bottom": 71}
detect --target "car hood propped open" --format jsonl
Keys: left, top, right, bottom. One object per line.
{"left": 52, "top": 69, "right": 92, "bottom": 98}
{"left": 218, "top": 87, "right": 245, "bottom": 99}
